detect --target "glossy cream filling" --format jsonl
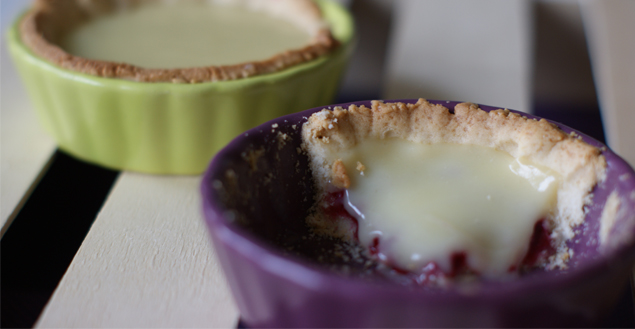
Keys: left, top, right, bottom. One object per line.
{"left": 61, "top": 2, "right": 311, "bottom": 68}
{"left": 331, "top": 139, "right": 560, "bottom": 277}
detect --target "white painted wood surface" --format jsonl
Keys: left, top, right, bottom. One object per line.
{"left": 1, "top": 0, "right": 56, "bottom": 233}
{"left": 35, "top": 173, "right": 238, "bottom": 328}
{"left": 383, "top": 0, "right": 532, "bottom": 113}
{"left": 582, "top": 0, "right": 635, "bottom": 166}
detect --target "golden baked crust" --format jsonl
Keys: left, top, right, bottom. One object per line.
{"left": 20, "top": 0, "right": 339, "bottom": 83}
{"left": 302, "top": 99, "right": 607, "bottom": 269}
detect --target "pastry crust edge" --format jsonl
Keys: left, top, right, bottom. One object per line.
{"left": 19, "top": 0, "right": 340, "bottom": 83}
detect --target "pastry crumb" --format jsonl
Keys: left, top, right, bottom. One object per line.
{"left": 356, "top": 161, "right": 366, "bottom": 175}
{"left": 277, "top": 131, "right": 290, "bottom": 149}
{"left": 242, "top": 147, "right": 265, "bottom": 171}
{"left": 331, "top": 159, "right": 350, "bottom": 189}
{"left": 212, "top": 180, "right": 223, "bottom": 189}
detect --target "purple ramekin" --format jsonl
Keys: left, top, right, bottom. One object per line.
{"left": 201, "top": 100, "right": 635, "bottom": 328}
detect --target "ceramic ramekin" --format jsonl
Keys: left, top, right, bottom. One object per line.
{"left": 7, "top": 0, "right": 354, "bottom": 174}
{"left": 201, "top": 99, "right": 635, "bottom": 328}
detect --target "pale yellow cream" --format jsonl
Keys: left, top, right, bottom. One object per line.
{"left": 332, "top": 139, "right": 560, "bottom": 277}
{"left": 61, "top": 2, "right": 311, "bottom": 69}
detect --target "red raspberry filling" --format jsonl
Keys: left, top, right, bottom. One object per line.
{"left": 321, "top": 190, "right": 359, "bottom": 237}
{"left": 318, "top": 190, "right": 556, "bottom": 285}
{"left": 521, "top": 219, "right": 556, "bottom": 269}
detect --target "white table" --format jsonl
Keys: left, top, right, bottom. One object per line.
{"left": 2, "top": 0, "right": 633, "bottom": 327}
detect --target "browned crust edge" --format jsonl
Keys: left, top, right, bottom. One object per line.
{"left": 302, "top": 99, "right": 608, "bottom": 270}
{"left": 20, "top": 0, "right": 340, "bottom": 83}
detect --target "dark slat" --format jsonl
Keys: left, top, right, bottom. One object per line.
{"left": 1, "top": 150, "right": 119, "bottom": 328}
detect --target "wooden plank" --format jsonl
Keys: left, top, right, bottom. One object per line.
{"left": 35, "top": 173, "right": 238, "bottom": 328}
{"left": 383, "top": 0, "right": 532, "bottom": 113}
{"left": 1, "top": 0, "right": 57, "bottom": 233}
{"left": 581, "top": 0, "right": 635, "bottom": 165}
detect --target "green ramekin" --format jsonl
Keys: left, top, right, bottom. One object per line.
{"left": 7, "top": 0, "right": 354, "bottom": 175}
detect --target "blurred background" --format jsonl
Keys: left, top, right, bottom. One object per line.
{"left": 333, "top": 0, "right": 633, "bottom": 166}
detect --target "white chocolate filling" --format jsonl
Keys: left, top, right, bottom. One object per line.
{"left": 331, "top": 139, "right": 560, "bottom": 277}
{"left": 61, "top": 1, "right": 311, "bottom": 68}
